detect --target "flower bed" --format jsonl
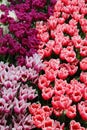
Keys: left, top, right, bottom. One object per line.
{"left": 0, "top": 0, "right": 87, "bottom": 130}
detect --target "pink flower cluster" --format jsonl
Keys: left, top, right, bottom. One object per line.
{"left": 1, "top": 0, "right": 87, "bottom": 129}
{"left": 70, "top": 120, "right": 87, "bottom": 130}
{"left": 29, "top": 103, "right": 87, "bottom": 130}
{"left": 29, "top": 103, "right": 64, "bottom": 130}
{"left": 0, "top": 55, "right": 43, "bottom": 129}
{"left": 0, "top": 53, "right": 43, "bottom": 84}
{"left": 29, "top": 0, "right": 87, "bottom": 129}
{"left": 38, "top": 77, "right": 87, "bottom": 120}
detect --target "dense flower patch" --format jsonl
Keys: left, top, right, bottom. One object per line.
{"left": 0, "top": 0, "right": 56, "bottom": 65}
{"left": 0, "top": 53, "right": 43, "bottom": 129}
{"left": 29, "top": 0, "right": 87, "bottom": 129}
{"left": 0, "top": 0, "right": 87, "bottom": 130}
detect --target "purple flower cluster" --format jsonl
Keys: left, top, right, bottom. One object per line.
{"left": 0, "top": 53, "right": 43, "bottom": 129}
{"left": 0, "top": 0, "right": 56, "bottom": 65}
{"left": 0, "top": 84, "right": 36, "bottom": 129}
{"left": 0, "top": 53, "right": 43, "bottom": 83}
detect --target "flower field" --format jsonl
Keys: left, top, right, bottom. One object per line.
{"left": 0, "top": 0, "right": 87, "bottom": 129}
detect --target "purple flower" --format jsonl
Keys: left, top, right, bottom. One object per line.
{"left": 0, "top": 47, "right": 8, "bottom": 55}
{"left": 0, "top": 98, "right": 5, "bottom": 113}
{"left": 19, "top": 84, "right": 37, "bottom": 101}
{"left": 22, "top": 115, "right": 35, "bottom": 130}
{"left": 32, "top": 0, "right": 46, "bottom": 8}
{"left": 25, "top": 53, "right": 43, "bottom": 72}
{"left": 0, "top": 28, "right": 3, "bottom": 35}
{"left": 14, "top": 98, "right": 29, "bottom": 114}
